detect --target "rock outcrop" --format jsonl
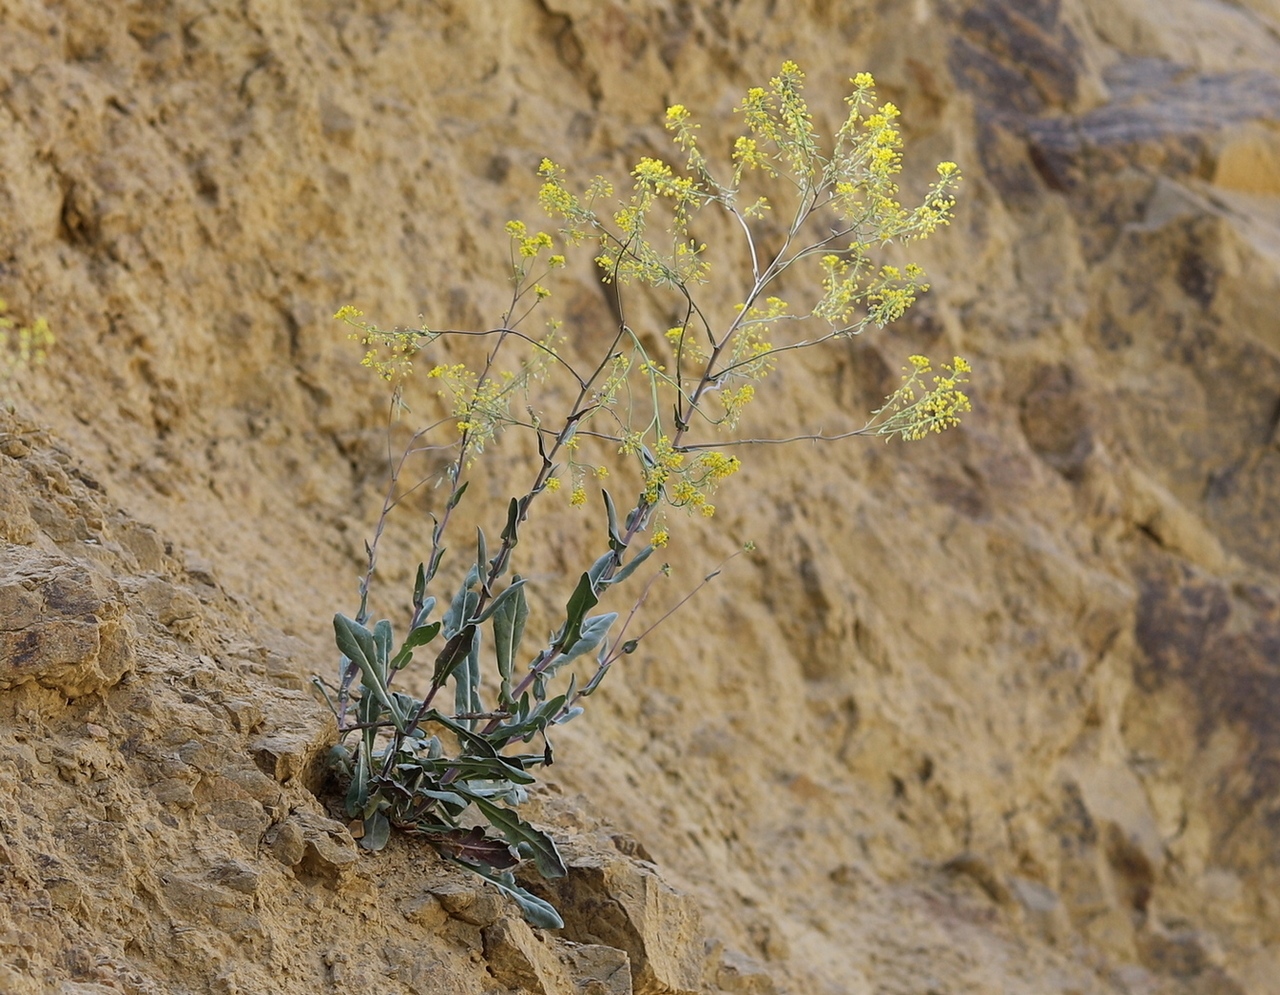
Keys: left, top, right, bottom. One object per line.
{"left": 2, "top": 1, "right": 1280, "bottom": 992}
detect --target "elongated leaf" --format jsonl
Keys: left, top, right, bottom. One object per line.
{"left": 553, "top": 612, "right": 618, "bottom": 670}
{"left": 421, "top": 826, "right": 520, "bottom": 871}
{"left": 412, "top": 562, "right": 427, "bottom": 610}
{"left": 488, "top": 694, "right": 566, "bottom": 749}
{"left": 438, "top": 757, "right": 536, "bottom": 785}
{"left": 390, "top": 620, "right": 442, "bottom": 671}
{"left": 557, "top": 572, "right": 599, "bottom": 653}
{"left": 334, "top": 614, "right": 378, "bottom": 676}
{"left": 360, "top": 810, "right": 391, "bottom": 851}
{"left": 602, "top": 489, "right": 626, "bottom": 553}
{"left": 373, "top": 619, "right": 394, "bottom": 670}
{"left": 454, "top": 861, "right": 564, "bottom": 930}
{"left": 411, "top": 594, "right": 437, "bottom": 631}
{"left": 602, "top": 544, "right": 655, "bottom": 587}
{"left": 587, "top": 550, "right": 619, "bottom": 590}
{"left": 418, "top": 709, "right": 532, "bottom": 783}
{"left": 443, "top": 566, "right": 480, "bottom": 635}
{"left": 345, "top": 748, "right": 369, "bottom": 817}
{"left": 460, "top": 791, "right": 567, "bottom": 879}
{"left": 413, "top": 787, "right": 467, "bottom": 810}
{"left": 476, "top": 527, "right": 488, "bottom": 586}
{"left": 467, "top": 629, "right": 482, "bottom": 717}
{"left": 475, "top": 578, "right": 529, "bottom": 625}
{"left": 454, "top": 635, "right": 473, "bottom": 724}
{"left": 431, "top": 624, "right": 477, "bottom": 691}
{"left": 454, "top": 626, "right": 482, "bottom": 729}
{"left": 447, "top": 480, "right": 469, "bottom": 510}
{"left": 500, "top": 496, "right": 520, "bottom": 547}
{"left": 491, "top": 583, "right": 527, "bottom": 710}
{"left": 334, "top": 614, "right": 405, "bottom": 731}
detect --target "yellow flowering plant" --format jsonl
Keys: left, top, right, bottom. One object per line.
{"left": 0, "top": 298, "right": 54, "bottom": 401}
{"left": 322, "top": 62, "right": 968, "bottom": 928}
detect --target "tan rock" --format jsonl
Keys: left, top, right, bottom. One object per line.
{"left": 483, "top": 914, "right": 577, "bottom": 995}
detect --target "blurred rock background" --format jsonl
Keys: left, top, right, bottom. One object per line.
{"left": 2, "top": 1, "right": 1279, "bottom": 992}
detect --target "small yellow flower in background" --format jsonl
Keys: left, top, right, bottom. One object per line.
{"left": 1, "top": 299, "right": 55, "bottom": 381}
{"left": 652, "top": 529, "right": 670, "bottom": 548}
{"left": 570, "top": 485, "right": 587, "bottom": 507}
{"left": 545, "top": 477, "right": 561, "bottom": 492}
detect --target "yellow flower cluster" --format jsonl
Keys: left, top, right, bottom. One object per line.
{"left": 0, "top": 298, "right": 54, "bottom": 383}
{"left": 335, "top": 305, "right": 420, "bottom": 380}
{"left": 867, "top": 263, "right": 928, "bottom": 327}
{"left": 505, "top": 220, "right": 553, "bottom": 259}
{"left": 873, "top": 355, "right": 973, "bottom": 441}
{"left": 664, "top": 324, "right": 707, "bottom": 364}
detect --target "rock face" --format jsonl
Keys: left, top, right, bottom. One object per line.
{"left": 2, "top": 1, "right": 1280, "bottom": 993}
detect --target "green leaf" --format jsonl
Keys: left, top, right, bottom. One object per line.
{"left": 476, "top": 527, "right": 488, "bottom": 586}
{"left": 602, "top": 489, "right": 626, "bottom": 553}
{"left": 443, "top": 566, "right": 480, "bottom": 635}
{"left": 422, "top": 707, "right": 501, "bottom": 756}
{"left": 412, "top": 562, "right": 427, "bottom": 610}
{"left": 334, "top": 614, "right": 405, "bottom": 731}
{"left": 439, "top": 757, "right": 536, "bottom": 785}
{"left": 489, "top": 694, "right": 566, "bottom": 749}
{"left": 414, "top": 786, "right": 467, "bottom": 810}
{"left": 345, "top": 748, "right": 369, "bottom": 817}
{"left": 390, "top": 620, "right": 442, "bottom": 671}
{"left": 431, "top": 624, "right": 478, "bottom": 691}
{"left": 557, "top": 572, "right": 599, "bottom": 654}
{"left": 454, "top": 626, "right": 482, "bottom": 729}
{"left": 587, "top": 550, "right": 619, "bottom": 590}
{"left": 373, "top": 619, "right": 394, "bottom": 670}
{"left": 492, "top": 582, "right": 529, "bottom": 710}
{"left": 421, "top": 826, "right": 520, "bottom": 870}
{"left": 447, "top": 480, "right": 470, "bottom": 510}
{"left": 459, "top": 790, "right": 567, "bottom": 879}
{"left": 548, "top": 612, "right": 617, "bottom": 675}
{"left": 411, "top": 595, "right": 437, "bottom": 631}
{"left": 602, "top": 544, "right": 655, "bottom": 587}
{"left": 467, "top": 631, "right": 482, "bottom": 716}
{"left": 454, "top": 636, "right": 473, "bottom": 724}
{"left": 455, "top": 861, "right": 564, "bottom": 930}
{"left": 359, "top": 810, "right": 391, "bottom": 851}
{"left": 334, "top": 614, "right": 378, "bottom": 676}
{"left": 475, "top": 578, "right": 530, "bottom": 625}
{"left": 500, "top": 497, "right": 520, "bottom": 547}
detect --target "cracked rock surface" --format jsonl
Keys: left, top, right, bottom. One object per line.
{"left": 3, "top": 1, "right": 1280, "bottom": 992}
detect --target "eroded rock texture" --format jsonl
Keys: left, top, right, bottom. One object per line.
{"left": 2, "top": 0, "right": 1280, "bottom": 992}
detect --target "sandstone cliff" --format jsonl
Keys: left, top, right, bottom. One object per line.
{"left": 2, "top": 1, "right": 1280, "bottom": 993}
